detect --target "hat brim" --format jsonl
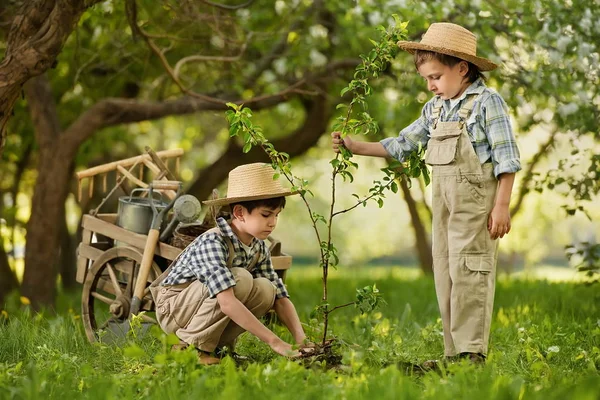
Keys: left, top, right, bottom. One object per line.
{"left": 397, "top": 41, "right": 498, "bottom": 71}
{"left": 202, "top": 191, "right": 298, "bottom": 206}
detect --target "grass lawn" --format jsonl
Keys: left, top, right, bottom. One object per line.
{"left": 0, "top": 266, "right": 598, "bottom": 399}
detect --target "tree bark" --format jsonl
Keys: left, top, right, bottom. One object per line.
{"left": 399, "top": 176, "right": 433, "bottom": 275}
{"left": 0, "top": 0, "right": 100, "bottom": 154}
{"left": 0, "top": 233, "right": 19, "bottom": 307}
{"left": 59, "top": 211, "right": 77, "bottom": 291}
{"left": 20, "top": 74, "right": 71, "bottom": 309}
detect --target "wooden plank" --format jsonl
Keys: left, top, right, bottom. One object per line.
{"left": 272, "top": 255, "right": 292, "bottom": 271}
{"left": 81, "top": 214, "right": 181, "bottom": 260}
{"left": 76, "top": 149, "right": 184, "bottom": 179}
{"left": 76, "top": 229, "right": 93, "bottom": 283}
{"left": 78, "top": 243, "right": 104, "bottom": 262}
{"left": 97, "top": 213, "right": 118, "bottom": 224}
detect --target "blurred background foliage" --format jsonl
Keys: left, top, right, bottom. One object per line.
{"left": 0, "top": 0, "right": 598, "bottom": 308}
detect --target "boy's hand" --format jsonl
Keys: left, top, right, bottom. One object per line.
{"left": 488, "top": 204, "right": 511, "bottom": 240}
{"left": 331, "top": 131, "right": 353, "bottom": 153}
{"left": 270, "top": 340, "right": 301, "bottom": 358}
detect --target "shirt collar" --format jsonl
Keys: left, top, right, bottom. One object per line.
{"left": 454, "top": 78, "right": 485, "bottom": 101}
{"left": 442, "top": 78, "right": 485, "bottom": 110}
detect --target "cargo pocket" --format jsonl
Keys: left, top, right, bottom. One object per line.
{"left": 425, "top": 131, "right": 461, "bottom": 165}
{"left": 154, "top": 288, "right": 181, "bottom": 333}
{"left": 463, "top": 256, "right": 494, "bottom": 274}
{"left": 462, "top": 175, "right": 486, "bottom": 205}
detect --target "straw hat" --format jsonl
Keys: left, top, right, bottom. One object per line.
{"left": 397, "top": 23, "right": 497, "bottom": 71}
{"left": 203, "top": 163, "right": 297, "bottom": 206}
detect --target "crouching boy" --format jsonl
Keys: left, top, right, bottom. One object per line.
{"left": 150, "top": 163, "right": 307, "bottom": 365}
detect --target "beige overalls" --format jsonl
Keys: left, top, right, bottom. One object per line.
{"left": 425, "top": 94, "right": 498, "bottom": 357}
{"left": 149, "top": 227, "right": 276, "bottom": 352}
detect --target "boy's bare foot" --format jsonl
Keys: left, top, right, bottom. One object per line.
{"left": 198, "top": 350, "right": 221, "bottom": 365}
{"left": 171, "top": 339, "right": 189, "bottom": 351}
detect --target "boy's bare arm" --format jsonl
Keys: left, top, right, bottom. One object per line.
{"left": 273, "top": 297, "right": 306, "bottom": 344}
{"left": 331, "top": 132, "right": 389, "bottom": 157}
{"left": 489, "top": 172, "right": 515, "bottom": 239}
{"left": 216, "top": 289, "right": 300, "bottom": 357}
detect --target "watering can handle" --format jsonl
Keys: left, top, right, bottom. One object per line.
{"left": 128, "top": 187, "right": 164, "bottom": 203}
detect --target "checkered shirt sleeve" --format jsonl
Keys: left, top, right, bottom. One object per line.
{"left": 481, "top": 92, "right": 522, "bottom": 177}
{"left": 255, "top": 241, "right": 289, "bottom": 299}
{"left": 380, "top": 100, "right": 434, "bottom": 162}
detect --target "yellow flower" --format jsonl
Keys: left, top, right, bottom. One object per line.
{"left": 1, "top": 310, "right": 8, "bottom": 319}
{"left": 20, "top": 296, "right": 31, "bottom": 305}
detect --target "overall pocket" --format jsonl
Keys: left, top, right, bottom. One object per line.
{"left": 425, "top": 131, "right": 461, "bottom": 165}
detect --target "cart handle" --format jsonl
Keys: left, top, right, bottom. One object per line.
{"left": 151, "top": 180, "right": 182, "bottom": 191}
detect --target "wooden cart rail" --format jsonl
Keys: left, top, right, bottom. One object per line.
{"left": 76, "top": 214, "right": 292, "bottom": 284}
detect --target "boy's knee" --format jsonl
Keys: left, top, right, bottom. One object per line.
{"left": 231, "top": 267, "right": 253, "bottom": 301}
{"left": 252, "top": 277, "right": 276, "bottom": 310}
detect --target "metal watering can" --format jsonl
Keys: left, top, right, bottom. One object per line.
{"left": 116, "top": 188, "right": 168, "bottom": 235}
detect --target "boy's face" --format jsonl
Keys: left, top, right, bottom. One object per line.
{"left": 237, "top": 205, "right": 282, "bottom": 242}
{"left": 417, "top": 59, "right": 469, "bottom": 100}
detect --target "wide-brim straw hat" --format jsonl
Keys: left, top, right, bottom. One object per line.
{"left": 203, "top": 163, "right": 297, "bottom": 206}
{"left": 397, "top": 23, "right": 498, "bottom": 71}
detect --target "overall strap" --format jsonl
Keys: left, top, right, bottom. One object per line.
{"left": 221, "top": 235, "right": 260, "bottom": 271}
{"left": 430, "top": 96, "right": 444, "bottom": 129}
{"left": 457, "top": 94, "right": 478, "bottom": 125}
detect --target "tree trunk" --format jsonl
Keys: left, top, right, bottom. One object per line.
{"left": 0, "top": 233, "right": 19, "bottom": 307}
{"left": 0, "top": 0, "right": 97, "bottom": 154}
{"left": 21, "top": 145, "right": 73, "bottom": 308}
{"left": 20, "top": 74, "right": 72, "bottom": 310}
{"left": 399, "top": 176, "right": 433, "bottom": 275}
{"left": 59, "top": 214, "right": 77, "bottom": 291}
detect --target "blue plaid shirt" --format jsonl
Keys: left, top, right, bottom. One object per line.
{"left": 161, "top": 217, "right": 289, "bottom": 299}
{"left": 381, "top": 78, "right": 521, "bottom": 178}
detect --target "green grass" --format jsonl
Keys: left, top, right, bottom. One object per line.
{"left": 0, "top": 266, "right": 599, "bottom": 399}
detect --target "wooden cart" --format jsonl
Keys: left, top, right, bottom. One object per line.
{"left": 75, "top": 149, "right": 292, "bottom": 343}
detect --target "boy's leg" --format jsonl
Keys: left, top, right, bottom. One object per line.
{"left": 431, "top": 175, "right": 457, "bottom": 357}
{"left": 217, "top": 277, "right": 276, "bottom": 349}
{"left": 162, "top": 267, "right": 254, "bottom": 352}
{"left": 448, "top": 166, "right": 498, "bottom": 355}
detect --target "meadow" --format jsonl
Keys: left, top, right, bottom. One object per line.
{"left": 0, "top": 266, "right": 598, "bottom": 399}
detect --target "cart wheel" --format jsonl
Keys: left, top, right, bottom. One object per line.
{"left": 81, "top": 246, "right": 161, "bottom": 343}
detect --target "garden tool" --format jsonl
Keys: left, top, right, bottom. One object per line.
{"left": 129, "top": 180, "right": 183, "bottom": 316}
{"left": 158, "top": 194, "right": 202, "bottom": 243}
{"left": 101, "top": 180, "right": 184, "bottom": 343}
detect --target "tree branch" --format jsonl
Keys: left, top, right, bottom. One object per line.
{"left": 510, "top": 129, "right": 557, "bottom": 218}
{"left": 61, "top": 58, "right": 358, "bottom": 153}
{"left": 0, "top": 0, "right": 92, "bottom": 152}
{"left": 199, "top": 0, "right": 254, "bottom": 10}
{"left": 243, "top": 0, "right": 323, "bottom": 87}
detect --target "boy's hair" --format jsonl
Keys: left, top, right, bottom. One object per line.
{"left": 414, "top": 50, "right": 485, "bottom": 83}
{"left": 230, "top": 196, "right": 286, "bottom": 213}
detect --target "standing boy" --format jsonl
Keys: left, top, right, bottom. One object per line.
{"left": 332, "top": 23, "right": 521, "bottom": 363}
{"left": 151, "top": 163, "right": 308, "bottom": 365}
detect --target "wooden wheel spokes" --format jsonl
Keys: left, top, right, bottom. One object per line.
{"left": 91, "top": 291, "right": 114, "bottom": 305}
{"left": 82, "top": 246, "right": 161, "bottom": 343}
{"left": 105, "top": 263, "right": 123, "bottom": 296}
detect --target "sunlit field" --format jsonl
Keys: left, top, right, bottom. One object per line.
{"left": 1, "top": 266, "right": 598, "bottom": 399}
